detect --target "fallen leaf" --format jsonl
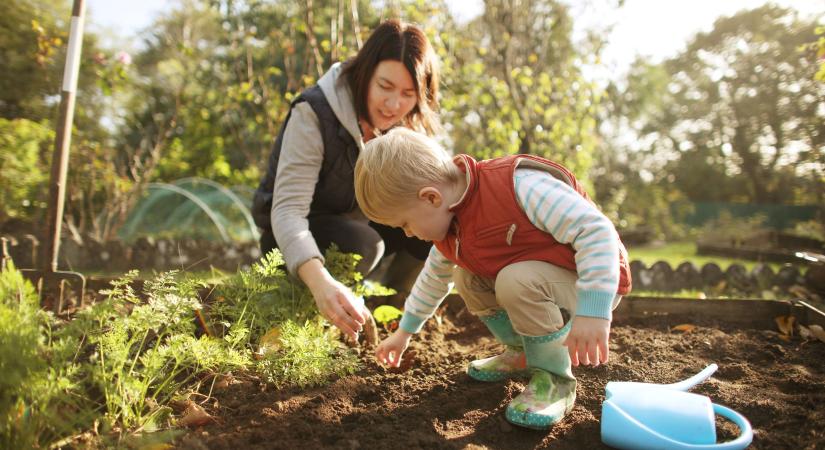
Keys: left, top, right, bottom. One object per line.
{"left": 213, "top": 374, "right": 235, "bottom": 390}
{"left": 178, "top": 401, "right": 214, "bottom": 428}
{"left": 775, "top": 315, "right": 796, "bottom": 337}
{"left": 809, "top": 324, "right": 825, "bottom": 344}
{"left": 672, "top": 324, "right": 696, "bottom": 333}
{"left": 258, "top": 326, "right": 282, "bottom": 356}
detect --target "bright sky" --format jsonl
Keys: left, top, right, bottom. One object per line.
{"left": 86, "top": 0, "right": 823, "bottom": 79}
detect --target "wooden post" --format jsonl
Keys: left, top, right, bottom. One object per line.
{"left": 43, "top": 0, "right": 85, "bottom": 272}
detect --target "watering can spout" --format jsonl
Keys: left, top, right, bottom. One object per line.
{"left": 665, "top": 363, "right": 718, "bottom": 391}
{"left": 605, "top": 364, "right": 718, "bottom": 398}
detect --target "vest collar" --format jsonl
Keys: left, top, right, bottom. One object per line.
{"left": 448, "top": 154, "right": 478, "bottom": 213}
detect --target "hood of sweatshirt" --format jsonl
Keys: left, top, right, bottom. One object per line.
{"left": 318, "top": 62, "right": 364, "bottom": 150}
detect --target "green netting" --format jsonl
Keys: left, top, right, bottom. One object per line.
{"left": 118, "top": 178, "right": 259, "bottom": 243}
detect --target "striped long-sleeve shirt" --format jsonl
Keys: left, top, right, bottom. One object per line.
{"left": 398, "top": 167, "right": 621, "bottom": 334}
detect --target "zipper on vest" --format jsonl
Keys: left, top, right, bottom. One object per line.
{"left": 454, "top": 222, "right": 461, "bottom": 260}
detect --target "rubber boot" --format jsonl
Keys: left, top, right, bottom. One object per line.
{"left": 505, "top": 321, "right": 577, "bottom": 429}
{"left": 467, "top": 310, "right": 529, "bottom": 382}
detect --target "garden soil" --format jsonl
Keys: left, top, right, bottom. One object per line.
{"left": 176, "top": 298, "right": 825, "bottom": 450}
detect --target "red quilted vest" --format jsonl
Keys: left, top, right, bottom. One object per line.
{"left": 433, "top": 154, "right": 631, "bottom": 295}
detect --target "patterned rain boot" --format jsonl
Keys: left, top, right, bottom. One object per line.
{"left": 505, "top": 322, "right": 577, "bottom": 429}
{"left": 467, "top": 310, "right": 529, "bottom": 382}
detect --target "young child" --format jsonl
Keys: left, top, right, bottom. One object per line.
{"left": 353, "top": 128, "right": 631, "bottom": 429}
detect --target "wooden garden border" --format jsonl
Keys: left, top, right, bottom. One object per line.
{"left": 613, "top": 295, "right": 825, "bottom": 330}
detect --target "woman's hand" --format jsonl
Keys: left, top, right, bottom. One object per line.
{"left": 298, "top": 259, "right": 366, "bottom": 341}
{"left": 563, "top": 316, "right": 611, "bottom": 367}
{"left": 376, "top": 329, "right": 413, "bottom": 368}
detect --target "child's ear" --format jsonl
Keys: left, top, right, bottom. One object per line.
{"left": 418, "top": 186, "right": 443, "bottom": 207}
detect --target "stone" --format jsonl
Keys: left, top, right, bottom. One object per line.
{"left": 776, "top": 265, "right": 801, "bottom": 287}
{"left": 725, "top": 263, "right": 753, "bottom": 292}
{"left": 649, "top": 261, "right": 674, "bottom": 291}
{"left": 751, "top": 264, "right": 775, "bottom": 290}
{"left": 700, "top": 263, "right": 724, "bottom": 288}
{"left": 674, "top": 262, "right": 702, "bottom": 290}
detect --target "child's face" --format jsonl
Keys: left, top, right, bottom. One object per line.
{"left": 386, "top": 189, "right": 453, "bottom": 242}
{"left": 366, "top": 60, "right": 418, "bottom": 131}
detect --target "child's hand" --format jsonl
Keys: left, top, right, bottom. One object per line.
{"left": 563, "top": 316, "right": 611, "bottom": 367}
{"left": 375, "top": 329, "right": 413, "bottom": 368}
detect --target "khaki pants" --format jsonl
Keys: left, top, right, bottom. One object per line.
{"left": 454, "top": 260, "right": 622, "bottom": 337}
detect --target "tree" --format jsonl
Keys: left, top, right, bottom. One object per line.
{"left": 0, "top": 119, "right": 51, "bottom": 223}
{"left": 438, "top": 0, "right": 606, "bottom": 182}
{"left": 611, "top": 5, "right": 823, "bottom": 206}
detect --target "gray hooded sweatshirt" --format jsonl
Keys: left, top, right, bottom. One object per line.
{"left": 270, "top": 62, "right": 367, "bottom": 275}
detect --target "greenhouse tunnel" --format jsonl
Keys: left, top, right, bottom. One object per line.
{"left": 118, "top": 178, "right": 259, "bottom": 244}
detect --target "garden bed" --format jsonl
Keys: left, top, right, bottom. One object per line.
{"left": 175, "top": 296, "right": 825, "bottom": 450}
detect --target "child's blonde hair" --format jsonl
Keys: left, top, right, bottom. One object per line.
{"left": 355, "top": 128, "right": 461, "bottom": 223}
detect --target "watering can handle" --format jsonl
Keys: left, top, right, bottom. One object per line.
{"left": 665, "top": 363, "right": 719, "bottom": 391}
{"left": 705, "top": 403, "right": 753, "bottom": 450}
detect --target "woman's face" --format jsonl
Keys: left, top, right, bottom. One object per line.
{"left": 365, "top": 60, "right": 418, "bottom": 131}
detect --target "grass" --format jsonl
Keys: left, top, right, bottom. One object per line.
{"left": 626, "top": 241, "right": 791, "bottom": 271}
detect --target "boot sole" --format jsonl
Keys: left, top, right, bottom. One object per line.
{"left": 504, "top": 402, "right": 573, "bottom": 430}
{"left": 467, "top": 365, "right": 530, "bottom": 382}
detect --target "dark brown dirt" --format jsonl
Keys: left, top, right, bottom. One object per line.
{"left": 177, "top": 298, "right": 825, "bottom": 450}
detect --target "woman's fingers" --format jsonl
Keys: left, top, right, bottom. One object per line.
{"left": 324, "top": 300, "right": 359, "bottom": 341}
{"left": 337, "top": 293, "right": 366, "bottom": 327}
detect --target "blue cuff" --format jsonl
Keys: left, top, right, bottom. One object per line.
{"left": 399, "top": 312, "right": 427, "bottom": 334}
{"left": 576, "top": 289, "right": 615, "bottom": 320}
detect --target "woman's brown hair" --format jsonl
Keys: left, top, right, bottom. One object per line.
{"left": 342, "top": 19, "right": 441, "bottom": 136}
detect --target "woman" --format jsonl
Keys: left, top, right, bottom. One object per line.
{"left": 251, "top": 19, "right": 441, "bottom": 341}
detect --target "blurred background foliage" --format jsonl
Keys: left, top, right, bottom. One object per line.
{"left": 0, "top": 0, "right": 822, "bottom": 243}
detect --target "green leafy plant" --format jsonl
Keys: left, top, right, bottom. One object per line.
{"left": 373, "top": 305, "right": 403, "bottom": 332}
{"left": 210, "top": 246, "right": 388, "bottom": 387}
{"left": 255, "top": 319, "right": 359, "bottom": 388}
{"left": 0, "top": 261, "right": 88, "bottom": 448}
{"left": 0, "top": 247, "right": 379, "bottom": 445}
{"left": 63, "top": 270, "right": 248, "bottom": 433}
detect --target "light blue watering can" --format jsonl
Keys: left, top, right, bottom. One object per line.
{"left": 601, "top": 364, "right": 753, "bottom": 450}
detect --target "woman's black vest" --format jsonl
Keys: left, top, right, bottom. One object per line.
{"left": 252, "top": 85, "right": 360, "bottom": 229}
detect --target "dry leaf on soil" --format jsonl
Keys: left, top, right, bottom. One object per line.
{"left": 775, "top": 315, "right": 796, "bottom": 337}
{"left": 178, "top": 401, "right": 214, "bottom": 428}
{"left": 254, "top": 326, "right": 282, "bottom": 359}
{"left": 672, "top": 324, "right": 696, "bottom": 333}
